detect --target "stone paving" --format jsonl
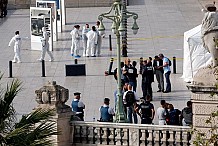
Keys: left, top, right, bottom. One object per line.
{"left": 0, "top": 0, "right": 215, "bottom": 124}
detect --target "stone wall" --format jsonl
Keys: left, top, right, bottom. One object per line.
{"left": 8, "top": 0, "right": 113, "bottom": 9}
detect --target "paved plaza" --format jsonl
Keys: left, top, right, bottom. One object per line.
{"left": 0, "top": 0, "right": 214, "bottom": 124}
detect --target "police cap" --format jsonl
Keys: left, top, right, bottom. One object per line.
{"left": 74, "top": 92, "right": 81, "bottom": 96}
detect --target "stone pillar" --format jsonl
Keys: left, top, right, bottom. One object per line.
{"left": 35, "top": 81, "right": 74, "bottom": 146}
{"left": 187, "top": 67, "right": 218, "bottom": 135}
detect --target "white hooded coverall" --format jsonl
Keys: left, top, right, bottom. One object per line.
{"left": 86, "top": 30, "right": 98, "bottom": 56}
{"left": 96, "top": 26, "right": 102, "bottom": 56}
{"left": 39, "top": 27, "right": 54, "bottom": 61}
{"left": 82, "top": 26, "right": 90, "bottom": 56}
{"left": 8, "top": 34, "right": 22, "bottom": 63}
{"left": 70, "top": 28, "right": 80, "bottom": 56}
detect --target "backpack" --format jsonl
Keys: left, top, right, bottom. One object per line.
{"left": 125, "top": 91, "right": 136, "bottom": 107}
{"left": 140, "top": 102, "right": 152, "bottom": 118}
{"left": 167, "top": 58, "right": 172, "bottom": 66}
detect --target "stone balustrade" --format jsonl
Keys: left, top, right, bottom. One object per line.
{"left": 71, "top": 121, "right": 192, "bottom": 146}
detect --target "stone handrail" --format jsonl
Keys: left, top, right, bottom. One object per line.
{"left": 71, "top": 121, "right": 192, "bottom": 146}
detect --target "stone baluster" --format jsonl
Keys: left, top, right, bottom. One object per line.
{"left": 140, "top": 129, "right": 146, "bottom": 145}
{"left": 108, "top": 127, "right": 115, "bottom": 145}
{"left": 161, "top": 131, "right": 168, "bottom": 146}
{"left": 122, "top": 128, "right": 129, "bottom": 145}
{"left": 115, "top": 128, "right": 122, "bottom": 145}
{"left": 94, "top": 127, "right": 102, "bottom": 144}
{"left": 146, "top": 130, "right": 154, "bottom": 146}
{"left": 174, "top": 130, "right": 182, "bottom": 145}
{"left": 154, "top": 130, "right": 161, "bottom": 146}
{"left": 101, "top": 127, "right": 108, "bottom": 145}
{"left": 92, "top": 127, "right": 97, "bottom": 144}
{"left": 182, "top": 131, "right": 191, "bottom": 146}
{"left": 167, "top": 130, "right": 175, "bottom": 145}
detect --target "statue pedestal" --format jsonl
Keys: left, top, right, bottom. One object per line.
{"left": 187, "top": 67, "right": 218, "bottom": 133}
{"left": 34, "top": 81, "right": 74, "bottom": 146}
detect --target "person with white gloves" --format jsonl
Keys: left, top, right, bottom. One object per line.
{"left": 82, "top": 24, "right": 90, "bottom": 56}
{"left": 70, "top": 25, "right": 81, "bottom": 58}
{"left": 96, "top": 21, "right": 104, "bottom": 57}
{"left": 8, "top": 31, "right": 23, "bottom": 63}
{"left": 86, "top": 26, "right": 98, "bottom": 57}
{"left": 37, "top": 27, "right": 54, "bottom": 62}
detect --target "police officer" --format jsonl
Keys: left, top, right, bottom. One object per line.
{"left": 141, "top": 60, "right": 154, "bottom": 99}
{"left": 0, "top": 0, "right": 3, "bottom": 18}
{"left": 99, "top": 98, "right": 115, "bottom": 122}
{"left": 71, "top": 92, "right": 85, "bottom": 121}
{"left": 136, "top": 95, "right": 155, "bottom": 124}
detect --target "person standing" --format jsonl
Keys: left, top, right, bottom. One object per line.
{"left": 86, "top": 26, "right": 98, "bottom": 57}
{"left": 157, "top": 100, "right": 168, "bottom": 125}
{"left": 153, "top": 56, "right": 164, "bottom": 92}
{"left": 37, "top": 27, "right": 54, "bottom": 62}
{"left": 71, "top": 92, "right": 85, "bottom": 121}
{"left": 2, "top": 0, "right": 8, "bottom": 17}
{"left": 159, "top": 53, "right": 171, "bottom": 93}
{"left": 136, "top": 95, "right": 155, "bottom": 124}
{"left": 181, "top": 101, "right": 193, "bottom": 126}
{"left": 70, "top": 25, "right": 81, "bottom": 58}
{"left": 82, "top": 24, "right": 90, "bottom": 56}
{"left": 141, "top": 60, "right": 154, "bottom": 99}
{"left": 99, "top": 98, "right": 115, "bottom": 122}
{"left": 127, "top": 61, "right": 138, "bottom": 92}
{"left": 8, "top": 31, "right": 23, "bottom": 63}
{"left": 123, "top": 84, "right": 139, "bottom": 124}
{"left": 96, "top": 21, "right": 103, "bottom": 57}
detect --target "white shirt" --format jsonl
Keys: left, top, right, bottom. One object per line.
{"left": 73, "top": 99, "right": 85, "bottom": 108}
{"left": 157, "top": 107, "right": 166, "bottom": 120}
{"left": 122, "top": 90, "right": 139, "bottom": 104}
{"left": 99, "top": 104, "right": 115, "bottom": 115}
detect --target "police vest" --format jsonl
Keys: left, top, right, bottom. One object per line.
{"left": 72, "top": 100, "right": 84, "bottom": 114}
{"left": 100, "top": 106, "right": 113, "bottom": 122}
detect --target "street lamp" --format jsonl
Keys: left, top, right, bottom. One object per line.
{"left": 98, "top": 0, "right": 139, "bottom": 123}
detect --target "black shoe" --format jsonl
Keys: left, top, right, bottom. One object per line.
{"left": 163, "top": 91, "right": 171, "bottom": 93}
{"left": 157, "top": 90, "right": 161, "bottom": 92}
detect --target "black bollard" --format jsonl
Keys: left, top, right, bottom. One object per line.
{"left": 108, "top": 58, "right": 114, "bottom": 75}
{"left": 42, "top": 60, "right": 46, "bottom": 77}
{"left": 9, "top": 61, "right": 12, "bottom": 78}
{"left": 75, "top": 59, "right": 78, "bottom": 64}
{"left": 109, "top": 35, "right": 112, "bottom": 51}
{"left": 173, "top": 56, "right": 176, "bottom": 74}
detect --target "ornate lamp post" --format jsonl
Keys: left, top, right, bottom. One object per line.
{"left": 98, "top": 0, "right": 139, "bottom": 123}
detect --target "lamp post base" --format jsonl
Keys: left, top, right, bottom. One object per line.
{"left": 114, "top": 113, "right": 127, "bottom": 123}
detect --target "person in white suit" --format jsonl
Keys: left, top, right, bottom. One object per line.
{"left": 8, "top": 31, "right": 23, "bottom": 63}
{"left": 70, "top": 25, "right": 81, "bottom": 58}
{"left": 38, "top": 27, "right": 54, "bottom": 62}
{"left": 82, "top": 24, "right": 90, "bottom": 56}
{"left": 86, "top": 26, "right": 98, "bottom": 57}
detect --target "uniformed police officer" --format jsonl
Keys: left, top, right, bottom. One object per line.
{"left": 141, "top": 60, "right": 154, "bottom": 99}
{"left": 71, "top": 92, "right": 85, "bottom": 121}
{"left": 99, "top": 98, "right": 115, "bottom": 122}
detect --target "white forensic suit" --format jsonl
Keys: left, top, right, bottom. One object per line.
{"left": 86, "top": 30, "right": 98, "bottom": 57}
{"left": 70, "top": 28, "right": 80, "bottom": 56}
{"left": 8, "top": 34, "right": 22, "bottom": 63}
{"left": 39, "top": 27, "right": 54, "bottom": 61}
{"left": 96, "top": 26, "right": 103, "bottom": 56}
{"left": 82, "top": 26, "right": 90, "bottom": 56}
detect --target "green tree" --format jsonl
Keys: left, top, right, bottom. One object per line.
{"left": 0, "top": 76, "right": 58, "bottom": 146}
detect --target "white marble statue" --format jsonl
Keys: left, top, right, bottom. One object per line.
{"left": 201, "top": 3, "right": 218, "bottom": 67}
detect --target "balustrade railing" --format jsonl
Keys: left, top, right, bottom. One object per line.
{"left": 71, "top": 121, "right": 192, "bottom": 146}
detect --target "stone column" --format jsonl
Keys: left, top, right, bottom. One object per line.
{"left": 35, "top": 81, "right": 74, "bottom": 146}
{"left": 187, "top": 67, "right": 218, "bottom": 136}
